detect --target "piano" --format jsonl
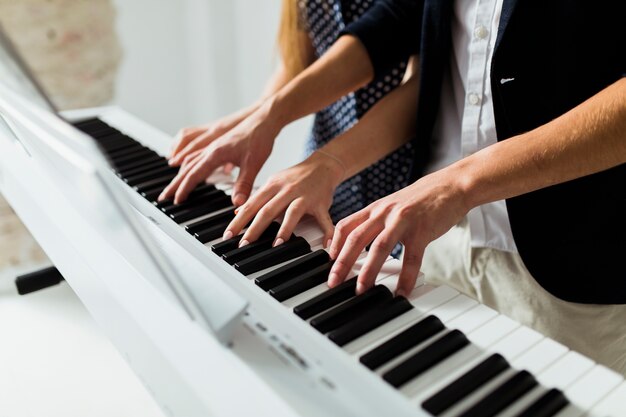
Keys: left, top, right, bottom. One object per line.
{"left": 0, "top": 34, "right": 624, "bottom": 417}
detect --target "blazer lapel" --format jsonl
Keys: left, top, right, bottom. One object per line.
{"left": 495, "top": 0, "right": 519, "bottom": 51}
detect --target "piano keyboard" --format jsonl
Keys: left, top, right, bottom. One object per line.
{"left": 72, "top": 117, "right": 626, "bottom": 417}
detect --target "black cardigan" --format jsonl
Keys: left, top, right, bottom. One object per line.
{"left": 345, "top": 0, "right": 626, "bottom": 304}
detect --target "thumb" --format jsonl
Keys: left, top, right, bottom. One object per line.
{"left": 232, "top": 164, "right": 260, "bottom": 206}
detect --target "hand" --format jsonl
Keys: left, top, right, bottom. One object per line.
{"left": 159, "top": 100, "right": 283, "bottom": 205}
{"left": 223, "top": 151, "right": 346, "bottom": 247}
{"left": 327, "top": 167, "right": 470, "bottom": 297}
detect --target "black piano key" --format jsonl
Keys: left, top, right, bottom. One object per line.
{"left": 309, "top": 285, "right": 393, "bottom": 334}
{"left": 113, "top": 153, "right": 162, "bottom": 171}
{"left": 293, "top": 276, "right": 357, "bottom": 320}
{"left": 158, "top": 186, "right": 222, "bottom": 211}
{"left": 119, "top": 159, "right": 169, "bottom": 178}
{"left": 161, "top": 190, "right": 226, "bottom": 215}
{"left": 169, "top": 195, "right": 232, "bottom": 223}
{"left": 183, "top": 202, "right": 234, "bottom": 230}
{"left": 382, "top": 329, "right": 469, "bottom": 388}
{"left": 73, "top": 118, "right": 106, "bottom": 131}
{"left": 327, "top": 297, "right": 413, "bottom": 347}
{"left": 269, "top": 261, "right": 334, "bottom": 302}
{"left": 113, "top": 154, "right": 164, "bottom": 172}
{"left": 211, "top": 222, "right": 281, "bottom": 256}
{"left": 221, "top": 235, "right": 275, "bottom": 265}
{"left": 141, "top": 188, "right": 166, "bottom": 202}
{"left": 134, "top": 176, "right": 176, "bottom": 194}
{"left": 86, "top": 126, "right": 120, "bottom": 138}
{"left": 111, "top": 149, "right": 158, "bottom": 166}
{"left": 106, "top": 143, "right": 146, "bottom": 157}
{"left": 255, "top": 249, "right": 330, "bottom": 291}
{"left": 99, "top": 136, "right": 138, "bottom": 150}
{"left": 514, "top": 388, "right": 568, "bottom": 417}
{"left": 422, "top": 353, "right": 510, "bottom": 416}
{"left": 194, "top": 221, "right": 234, "bottom": 243}
{"left": 457, "top": 370, "right": 538, "bottom": 417}
{"left": 360, "top": 315, "right": 445, "bottom": 370}
{"left": 234, "top": 237, "right": 311, "bottom": 276}
{"left": 125, "top": 166, "right": 179, "bottom": 186}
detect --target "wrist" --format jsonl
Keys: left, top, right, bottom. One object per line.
{"left": 446, "top": 155, "right": 483, "bottom": 214}
{"left": 308, "top": 150, "right": 346, "bottom": 188}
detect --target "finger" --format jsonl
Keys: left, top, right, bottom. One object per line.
{"left": 356, "top": 229, "right": 400, "bottom": 295}
{"left": 274, "top": 199, "right": 307, "bottom": 246}
{"left": 223, "top": 163, "right": 235, "bottom": 175}
{"left": 223, "top": 188, "right": 275, "bottom": 240}
{"left": 174, "top": 154, "right": 223, "bottom": 204}
{"left": 329, "top": 210, "right": 370, "bottom": 260}
{"left": 158, "top": 156, "right": 202, "bottom": 201}
{"left": 232, "top": 164, "right": 260, "bottom": 207}
{"left": 328, "top": 219, "right": 384, "bottom": 288}
{"left": 180, "top": 150, "right": 202, "bottom": 168}
{"left": 170, "top": 127, "right": 204, "bottom": 159}
{"left": 396, "top": 243, "right": 424, "bottom": 298}
{"left": 170, "top": 132, "right": 213, "bottom": 166}
{"left": 240, "top": 196, "right": 290, "bottom": 246}
{"left": 314, "top": 209, "right": 335, "bottom": 248}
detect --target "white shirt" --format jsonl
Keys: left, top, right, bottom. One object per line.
{"left": 426, "top": 0, "right": 517, "bottom": 253}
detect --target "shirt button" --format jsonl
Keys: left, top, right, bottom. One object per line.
{"left": 474, "top": 25, "right": 488, "bottom": 40}
{"left": 468, "top": 93, "right": 481, "bottom": 105}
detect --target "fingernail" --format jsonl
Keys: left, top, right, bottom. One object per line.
{"left": 325, "top": 239, "right": 332, "bottom": 249}
{"left": 356, "top": 282, "right": 365, "bottom": 295}
{"left": 223, "top": 230, "right": 233, "bottom": 240}
{"left": 328, "top": 272, "right": 339, "bottom": 287}
{"left": 239, "top": 239, "right": 249, "bottom": 248}
{"left": 273, "top": 238, "right": 284, "bottom": 247}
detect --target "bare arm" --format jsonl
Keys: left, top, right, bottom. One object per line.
{"left": 329, "top": 77, "right": 626, "bottom": 296}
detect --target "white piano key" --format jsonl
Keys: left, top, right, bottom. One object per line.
{"left": 495, "top": 386, "right": 550, "bottom": 417}
{"left": 588, "top": 381, "right": 626, "bottom": 416}
{"left": 511, "top": 338, "right": 569, "bottom": 375}
{"left": 446, "top": 303, "right": 499, "bottom": 334}
{"left": 427, "top": 294, "right": 478, "bottom": 323}
{"left": 537, "top": 351, "right": 595, "bottom": 389}
{"left": 466, "top": 314, "right": 521, "bottom": 349}
{"left": 563, "top": 365, "right": 623, "bottom": 412}
{"left": 487, "top": 326, "right": 544, "bottom": 361}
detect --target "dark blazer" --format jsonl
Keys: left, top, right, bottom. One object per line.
{"left": 345, "top": 0, "right": 626, "bottom": 304}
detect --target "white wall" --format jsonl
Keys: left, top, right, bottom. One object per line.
{"left": 111, "top": 0, "right": 311, "bottom": 185}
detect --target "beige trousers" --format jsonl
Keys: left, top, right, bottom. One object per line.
{"left": 420, "top": 218, "right": 626, "bottom": 376}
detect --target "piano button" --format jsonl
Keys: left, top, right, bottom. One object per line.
{"left": 103, "top": 140, "right": 142, "bottom": 154}
{"left": 221, "top": 235, "right": 276, "bottom": 265}
{"left": 141, "top": 188, "right": 166, "bottom": 201}
{"left": 255, "top": 249, "right": 330, "bottom": 291}
{"left": 466, "top": 314, "right": 520, "bottom": 350}
{"left": 457, "top": 370, "right": 538, "bottom": 417}
{"left": 73, "top": 118, "right": 106, "bottom": 131}
{"left": 158, "top": 186, "right": 221, "bottom": 211}
{"left": 422, "top": 353, "right": 510, "bottom": 415}
{"left": 161, "top": 191, "right": 227, "bottom": 215}
{"left": 108, "top": 146, "right": 152, "bottom": 161}
{"left": 268, "top": 261, "right": 334, "bottom": 302}
{"left": 446, "top": 303, "right": 499, "bottom": 334}
{"left": 487, "top": 326, "right": 544, "bottom": 361}
{"left": 134, "top": 176, "right": 177, "bottom": 194}
{"left": 113, "top": 154, "right": 164, "bottom": 172}
{"left": 588, "top": 381, "right": 626, "bottom": 417}
{"left": 562, "top": 365, "right": 623, "bottom": 413}
{"left": 120, "top": 160, "right": 170, "bottom": 179}
{"left": 328, "top": 296, "right": 413, "bottom": 347}
{"left": 293, "top": 276, "right": 356, "bottom": 319}
{"left": 536, "top": 351, "right": 595, "bottom": 391}
{"left": 168, "top": 195, "right": 232, "bottom": 223}
{"left": 211, "top": 222, "right": 281, "bottom": 256}
{"left": 234, "top": 236, "right": 311, "bottom": 276}
{"left": 511, "top": 339, "right": 569, "bottom": 376}
{"left": 382, "top": 329, "right": 469, "bottom": 388}
{"left": 194, "top": 222, "right": 234, "bottom": 244}
{"left": 87, "top": 127, "right": 120, "bottom": 138}
{"left": 125, "top": 166, "right": 179, "bottom": 186}
{"left": 513, "top": 388, "right": 569, "bottom": 417}
{"left": 184, "top": 208, "right": 234, "bottom": 233}
{"left": 360, "top": 315, "right": 445, "bottom": 370}
{"left": 309, "top": 285, "right": 393, "bottom": 334}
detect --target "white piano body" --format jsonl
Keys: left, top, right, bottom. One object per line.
{"left": 0, "top": 84, "right": 625, "bottom": 417}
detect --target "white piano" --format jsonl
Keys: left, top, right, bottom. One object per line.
{"left": 0, "top": 29, "right": 624, "bottom": 417}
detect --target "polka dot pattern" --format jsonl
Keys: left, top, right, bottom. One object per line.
{"left": 301, "top": 0, "right": 414, "bottom": 257}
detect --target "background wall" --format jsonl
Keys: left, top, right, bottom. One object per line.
{"left": 111, "top": 0, "right": 311, "bottom": 185}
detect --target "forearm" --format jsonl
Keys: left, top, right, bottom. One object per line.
{"left": 313, "top": 71, "right": 420, "bottom": 183}
{"left": 456, "top": 77, "right": 626, "bottom": 209}
{"left": 269, "top": 35, "right": 374, "bottom": 126}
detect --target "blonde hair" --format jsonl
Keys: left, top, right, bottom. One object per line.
{"left": 277, "top": 0, "right": 308, "bottom": 78}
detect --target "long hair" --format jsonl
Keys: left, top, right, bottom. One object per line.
{"left": 277, "top": 0, "right": 308, "bottom": 78}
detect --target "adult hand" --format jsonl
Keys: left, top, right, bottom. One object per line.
{"left": 159, "top": 101, "right": 283, "bottom": 205}
{"left": 223, "top": 151, "right": 345, "bottom": 247}
{"left": 327, "top": 167, "right": 470, "bottom": 297}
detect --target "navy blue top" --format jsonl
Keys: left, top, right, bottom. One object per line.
{"left": 344, "top": 0, "right": 626, "bottom": 304}
{"left": 303, "top": 0, "right": 414, "bottom": 252}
